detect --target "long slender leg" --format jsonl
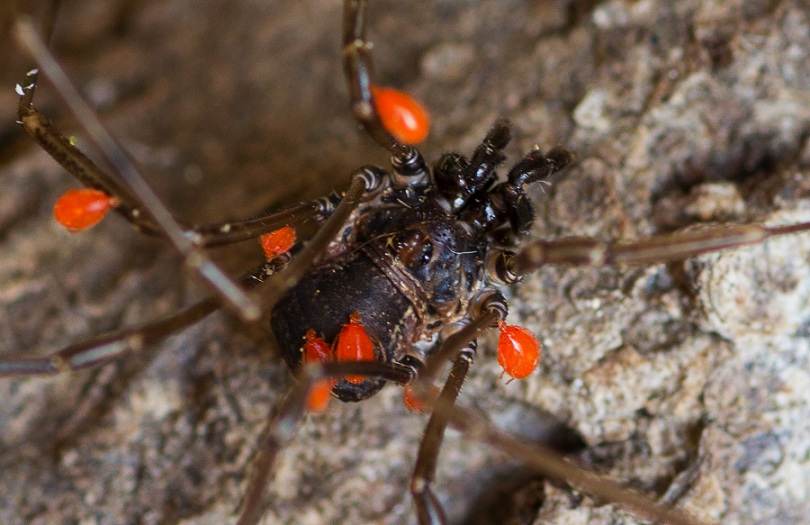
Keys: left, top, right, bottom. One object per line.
{"left": 342, "top": 0, "right": 399, "bottom": 151}
{"left": 418, "top": 290, "right": 507, "bottom": 385}
{"left": 0, "top": 299, "right": 216, "bottom": 376}
{"left": 438, "top": 403, "right": 706, "bottom": 525}
{"left": 342, "top": 1, "right": 433, "bottom": 185}
{"left": 509, "top": 221, "right": 810, "bottom": 274}
{"left": 236, "top": 360, "right": 415, "bottom": 525}
{"left": 406, "top": 293, "right": 501, "bottom": 524}
{"left": 14, "top": 18, "right": 260, "bottom": 321}
{"left": 232, "top": 317, "right": 705, "bottom": 525}
{"left": 190, "top": 198, "right": 334, "bottom": 247}
{"left": 405, "top": 293, "right": 511, "bottom": 524}
{"left": 413, "top": 368, "right": 706, "bottom": 525}
{"left": 406, "top": 291, "right": 705, "bottom": 525}
{"left": 18, "top": 96, "right": 330, "bottom": 248}
{"left": 18, "top": 78, "right": 334, "bottom": 250}
{"left": 16, "top": 87, "right": 161, "bottom": 235}
{"left": 35, "top": 167, "right": 366, "bottom": 401}
{"left": 0, "top": 257, "right": 289, "bottom": 377}
{"left": 410, "top": 344, "right": 475, "bottom": 525}
{"left": 16, "top": 12, "right": 383, "bottom": 322}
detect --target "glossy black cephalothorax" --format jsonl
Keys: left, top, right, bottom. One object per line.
{"left": 270, "top": 121, "right": 574, "bottom": 401}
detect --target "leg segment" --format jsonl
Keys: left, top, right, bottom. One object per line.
{"left": 342, "top": 0, "right": 398, "bottom": 151}
{"left": 343, "top": 1, "right": 434, "bottom": 185}
{"left": 509, "top": 221, "right": 810, "bottom": 274}
{"left": 18, "top": 98, "right": 330, "bottom": 246}
{"left": 236, "top": 360, "right": 415, "bottom": 525}
{"left": 0, "top": 257, "right": 289, "bottom": 377}
{"left": 190, "top": 198, "right": 334, "bottom": 247}
{"left": 405, "top": 292, "right": 504, "bottom": 524}
{"left": 14, "top": 18, "right": 260, "bottom": 321}
{"left": 406, "top": 288, "right": 704, "bottom": 525}
{"left": 18, "top": 75, "right": 332, "bottom": 249}
{"left": 438, "top": 403, "right": 705, "bottom": 525}
{"left": 411, "top": 344, "right": 476, "bottom": 525}
{"left": 0, "top": 299, "right": 217, "bottom": 376}
{"left": 419, "top": 290, "right": 507, "bottom": 384}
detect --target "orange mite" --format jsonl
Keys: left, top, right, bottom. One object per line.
{"left": 403, "top": 383, "right": 440, "bottom": 413}
{"left": 334, "top": 312, "right": 376, "bottom": 384}
{"left": 53, "top": 188, "right": 116, "bottom": 232}
{"left": 496, "top": 320, "right": 541, "bottom": 379}
{"left": 260, "top": 225, "right": 296, "bottom": 261}
{"left": 302, "top": 330, "right": 335, "bottom": 413}
{"left": 370, "top": 85, "right": 430, "bottom": 145}
{"left": 306, "top": 381, "right": 333, "bottom": 413}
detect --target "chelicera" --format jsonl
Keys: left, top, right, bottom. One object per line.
{"left": 3, "top": 1, "right": 810, "bottom": 524}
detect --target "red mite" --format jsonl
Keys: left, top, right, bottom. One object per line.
{"left": 371, "top": 85, "right": 430, "bottom": 144}
{"left": 403, "top": 383, "right": 440, "bottom": 413}
{"left": 53, "top": 188, "right": 116, "bottom": 232}
{"left": 302, "top": 330, "right": 335, "bottom": 412}
{"left": 260, "top": 225, "right": 296, "bottom": 261}
{"left": 334, "top": 312, "right": 377, "bottom": 385}
{"left": 497, "top": 320, "right": 541, "bottom": 379}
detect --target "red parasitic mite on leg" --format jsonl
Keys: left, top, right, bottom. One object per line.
{"left": 259, "top": 225, "right": 297, "bottom": 261}
{"left": 52, "top": 187, "right": 118, "bottom": 232}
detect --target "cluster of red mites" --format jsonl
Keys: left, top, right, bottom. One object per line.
{"left": 302, "top": 312, "right": 542, "bottom": 413}
{"left": 302, "top": 312, "right": 377, "bottom": 412}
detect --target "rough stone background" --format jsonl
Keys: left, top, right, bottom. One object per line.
{"left": 1, "top": 0, "right": 809, "bottom": 524}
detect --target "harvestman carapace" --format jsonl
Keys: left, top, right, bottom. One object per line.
{"left": 4, "top": 2, "right": 810, "bottom": 525}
